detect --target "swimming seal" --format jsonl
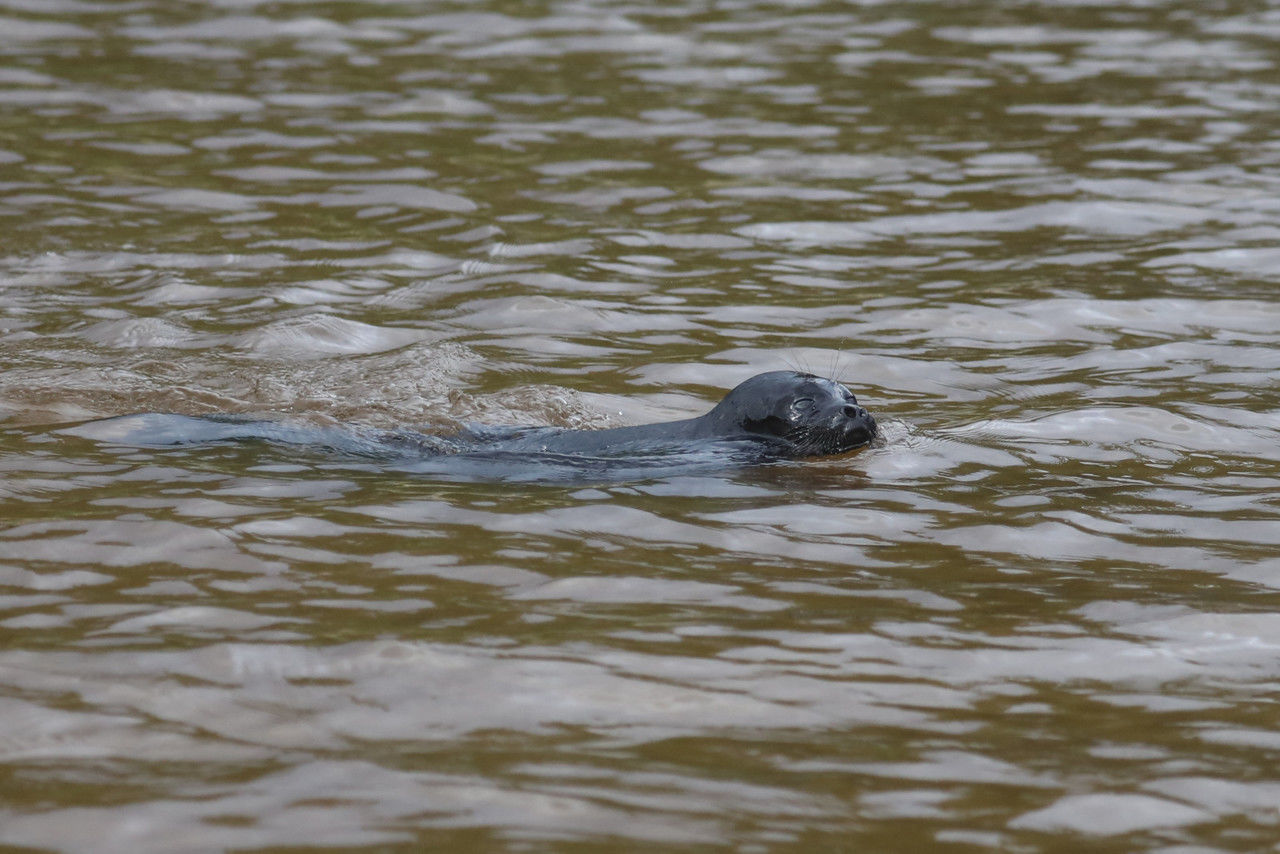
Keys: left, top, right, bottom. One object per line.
{"left": 66, "top": 371, "right": 877, "bottom": 481}
{"left": 460, "top": 370, "right": 877, "bottom": 458}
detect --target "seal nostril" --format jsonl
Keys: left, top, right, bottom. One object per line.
{"left": 842, "top": 405, "right": 862, "bottom": 419}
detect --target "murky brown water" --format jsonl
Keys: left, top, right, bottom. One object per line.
{"left": 2, "top": 0, "right": 1280, "bottom": 850}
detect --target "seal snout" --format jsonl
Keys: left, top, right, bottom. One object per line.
{"left": 839, "top": 401, "right": 877, "bottom": 446}
{"left": 847, "top": 411, "right": 877, "bottom": 439}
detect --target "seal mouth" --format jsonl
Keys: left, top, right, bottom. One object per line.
{"left": 834, "top": 401, "right": 877, "bottom": 449}
{"left": 786, "top": 408, "right": 877, "bottom": 456}
{"left": 839, "top": 411, "right": 877, "bottom": 451}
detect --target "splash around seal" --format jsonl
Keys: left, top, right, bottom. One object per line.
{"left": 64, "top": 370, "right": 877, "bottom": 482}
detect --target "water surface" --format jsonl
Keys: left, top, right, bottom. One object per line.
{"left": 2, "top": 0, "right": 1280, "bottom": 851}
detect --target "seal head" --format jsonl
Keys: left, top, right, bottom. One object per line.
{"left": 700, "top": 370, "right": 877, "bottom": 457}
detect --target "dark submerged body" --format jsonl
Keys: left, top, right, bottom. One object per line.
{"left": 69, "top": 371, "right": 877, "bottom": 482}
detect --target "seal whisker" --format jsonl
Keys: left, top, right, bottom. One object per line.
{"left": 784, "top": 348, "right": 812, "bottom": 379}
{"left": 833, "top": 342, "right": 852, "bottom": 384}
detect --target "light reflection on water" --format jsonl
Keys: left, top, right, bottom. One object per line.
{"left": 2, "top": 0, "right": 1280, "bottom": 850}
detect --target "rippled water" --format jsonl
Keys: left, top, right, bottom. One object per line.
{"left": 3, "top": 0, "right": 1280, "bottom": 850}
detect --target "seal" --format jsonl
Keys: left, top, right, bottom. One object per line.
{"left": 66, "top": 370, "right": 877, "bottom": 481}
{"left": 462, "top": 370, "right": 877, "bottom": 459}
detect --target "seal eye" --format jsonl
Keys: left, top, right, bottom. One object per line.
{"left": 789, "top": 397, "right": 815, "bottom": 419}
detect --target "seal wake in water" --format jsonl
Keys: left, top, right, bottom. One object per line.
{"left": 65, "top": 371, "right": 877, "bottom": 482}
